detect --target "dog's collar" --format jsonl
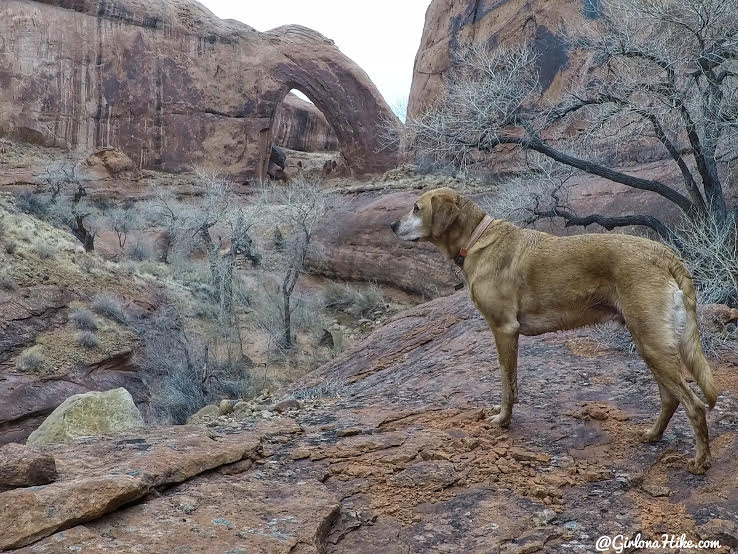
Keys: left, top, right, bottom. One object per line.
{"left": 454, "top": 215, "right": 494, "bottom": 268}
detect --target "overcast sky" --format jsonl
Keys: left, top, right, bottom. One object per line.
{"left": 198, "top": 0, "right": 430, "bottom": 117}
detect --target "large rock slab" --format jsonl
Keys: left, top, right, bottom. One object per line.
{"left": 0, "top": 1, "right": 398, "bottom": 179}
{"left": 8, "top": 294, "right": 738, "bottom": 552}
{"left": 307, "top": 191, "right": 459, "bottom": 297}
{"left": 26, "top": 388, "right": 144, "bottom": 446}
{"left": 1, "top": 425, "right": 262, "bottom": 550}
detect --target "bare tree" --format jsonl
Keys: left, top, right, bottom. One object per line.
{"left": 257, "top": 177, "right": 337, "bottom": 349}
{"left": 145, "top": 171, "right": 260, "bottom": 314}
{"left": 403, "top": 0, "right": 738, "bottom": 237}
{"left": 107, "top": 203, "right": 140, "bottom": 249}
{"left": 18, "top": 162, "right": 100, "bottom": 251}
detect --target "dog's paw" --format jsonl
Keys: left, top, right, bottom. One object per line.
{"left": 640, "top": 429, "right": 663, "bottom": 443}
{"left": 687, "top": 456, "right": 711, "bottom": 475}
{"left": 489, "top": 404, "right": 501, "bottom": 416}
{"left": 490, "top": 413, "right": 511, "bottom": 428}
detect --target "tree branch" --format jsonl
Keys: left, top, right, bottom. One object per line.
{"left": 490, "top": 130, "right": 697, "bottom": 216}
{"left": 531, "top": 206, "right": 675, "bottom": 241}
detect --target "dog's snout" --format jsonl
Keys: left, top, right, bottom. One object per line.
{"left": 390, "top": 221, "right": 399, "bottom": 234}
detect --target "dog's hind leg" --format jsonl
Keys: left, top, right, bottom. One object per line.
{"left": 624, "top": 295, "right": 711, "bottom": 474}
{"left": 489, "top": 325, "right": 519, "bottom": 428}
{"left": 641, "top": 383, "right": 679, "bottom": 443}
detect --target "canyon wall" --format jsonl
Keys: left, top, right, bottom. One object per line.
{"left": 0, "top": 1, "right": 397, "bottom": 179}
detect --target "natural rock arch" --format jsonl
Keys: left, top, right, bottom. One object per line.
{"left": 259, "top": 26, "right": 398, "bottom": 178}
{"left": 0, "top": 2, "right": 398, "bottom": 180}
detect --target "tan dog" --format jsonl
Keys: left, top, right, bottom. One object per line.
{"left": 391, "top": 187, "right": 717, "bottom": 474}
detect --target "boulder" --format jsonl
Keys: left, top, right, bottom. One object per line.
{"left": 0, "top": 2, "right": 398, "bottom": 179}
{"left": 272, "top": 93, "right": 339, "bottom": 152}
{"left": 307, "top": 191, "right": 458, "bottom": 297}
{"left": 79, "top": 148, "right": 142, "bottom": 181}
{"left": 26, "top": 388, "right": 144, "bottom": 446}
{"left": 273, "top": 398, "right": 300, "bottom": 413}
{"left": 0, "top": 443, "right": 57, "bottom": 489}
{"left": 187, "top": 404, "right": 220, "bottom": 424}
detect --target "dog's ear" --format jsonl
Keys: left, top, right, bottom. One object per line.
{"left": 431, "top": 195, "right": 459, "bottom": 238}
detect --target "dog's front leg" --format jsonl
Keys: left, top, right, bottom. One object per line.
{"left": 490, "top": 325, "right": 519, "bottom": 428}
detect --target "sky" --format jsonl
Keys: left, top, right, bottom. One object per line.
{"left": 197, "top": 0, "right": 430, "bottom": 117}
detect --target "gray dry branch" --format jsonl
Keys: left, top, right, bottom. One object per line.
{"left": 256, "top": 177, "right": 339, "bottom": 349}
{"left": 402, "top": 0, "right": 738, "bottom": 238}
{"left": 144, "top": 170, "right": 260, "bottom": 316}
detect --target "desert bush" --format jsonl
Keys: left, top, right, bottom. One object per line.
{"left": 16, "top": 346, "right": 45, "bottom": 372}
{"left": 33, "top": 242, "right": 55, "bottom": 260}
{"left": 4, "top": 240, "right": 17, "bottom": 255}
{"left": 91, "top": 293, "right": 127, "bottom": 324}
{"left": 76, "top": 330, "right": 100, "bottom": 349}
{"left": 0, "top": 270, "right": 16, "bottom": 291}
{"left": 16, "top": 191, "right": 51, "bottom": 219}
{"left": 322, "top": 282, "right": 387, "bottom": 318}
{"left": 667, "top": 213, "right": 738, "bottom": 307}
{"left": 76, "top": 255, "right": 96, "bottom": 274}
{"left": 588, "top": 322, "right": 637, "bottom": 355}
{"left": 69, "top": 309, "right": 98, "bottom": 331}
{"left": 133, "top": 303, "right": 253, "bottom": 424}
{"left": 127, "top": 240, "right": 155, "bottom": 262}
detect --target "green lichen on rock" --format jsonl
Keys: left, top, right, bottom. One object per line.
{"left": 186, "top": 405, "right": 220, "bottom": 424}
{"left": 27, "top": 388, "right": 144, "bottom": 446}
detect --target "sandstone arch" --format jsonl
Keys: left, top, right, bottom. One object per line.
{"left": 0, "top": 1, "right": 398, "bottom": 180}
{"left": 260, "top": 25, "right": 398, "bottom": 178}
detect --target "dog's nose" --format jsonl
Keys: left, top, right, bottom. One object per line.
{"left": 390, "top": 221, "right": 399, "bottom": 234}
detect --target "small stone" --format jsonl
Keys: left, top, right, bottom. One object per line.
{"left": 274, "top": 398, "right": 300, "bottom": 413}
{"left": 232, "top": 401, "right": 253, "bottom": 415}
{"left": 187, "top": 405, "right": 220, "bottom": 424}
{"left": 642, "top": 483, "right": 672, "bottom": 497}
{"left": 533, "top": 508, "right": 557, "bottom": 526}
{"left": 218, "top": 399, "right": 235, "bottom": 415}
{"left": 337, "top": 427, "right": 363, "bottom": 437}
{"left": 0, "top": 443, "right": 57, "bottom": 488}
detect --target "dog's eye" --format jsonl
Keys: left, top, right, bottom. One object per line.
{"left": 413, "top": 204, "right": 420, "bottom": 213}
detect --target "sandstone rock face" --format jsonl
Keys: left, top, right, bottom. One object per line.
{"left": 407, "top": 0, "right": 671, "bottom": 167}
{"left": 27, "top": 388, "right": 144, "bottom": 446}
{"left": 0, "top": 284, "right": 146, "bottom": 446}
{"left": 0, "top": 443, "right": 57, "bottom": 489}
{"left": 307, "top": 191, "right": 459, "bottom": 297}
{"left": 11, "top": 293, "right": 737, "bottom": 552}
{"left": 0, "top": 2, "right": 398, "bottom": 179}
{"left": 409, "top": 0, "right": 589, "bottom": 119}
{"left": 273, "top": 94, "right": 339, "bottom": 152}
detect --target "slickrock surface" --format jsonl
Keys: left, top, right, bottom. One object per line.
{"left": 8, "top": 293, "right": 737, "bottom": 552}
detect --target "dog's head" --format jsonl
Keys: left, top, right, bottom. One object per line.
{"left": 390, "top": 187, "right": 460, "bottom": 242}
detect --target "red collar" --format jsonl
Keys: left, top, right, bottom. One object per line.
{"left": 454, "top": 215, "right": 494, "bottom": 268}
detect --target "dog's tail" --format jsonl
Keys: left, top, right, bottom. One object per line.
{"left": 670, "top": 260, "right": 718, "bottom": 409}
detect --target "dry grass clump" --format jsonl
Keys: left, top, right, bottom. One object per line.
{"left": 16, "top": 346, "right": 45, "bottom": 372}
{"left": 69, "top": 309, "right": 98, "bottom": 331}
{"left": 91, "top": 293, "right": 127, "bottom": 324}
{"left": 75, "top": 330, "right": 101, "bottom": 349}
{"left": 322, "top": 282, "right": 387, "bottom": 319}
{"left": 33, "top": 241, "right": 56, "bottom": 260}
{"left": 292, "top": 378, "right": 349, "bottom": 400}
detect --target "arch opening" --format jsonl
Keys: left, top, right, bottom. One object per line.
{"left": 266, "top": 88, "right": 341, "bottom": 181}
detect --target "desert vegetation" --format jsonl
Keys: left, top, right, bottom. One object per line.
{"left": 5, "top": 162, "right": 399, "bottom": 423}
